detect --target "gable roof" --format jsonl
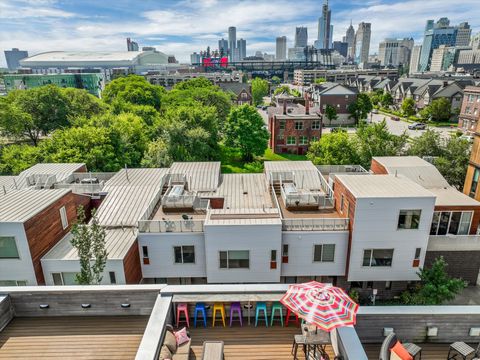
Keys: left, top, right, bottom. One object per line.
{"left": 217, "top": 82, "right": 250, "bottom": 96}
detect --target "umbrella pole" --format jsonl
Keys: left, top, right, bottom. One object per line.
{"left": 248, "top": 300, "right": 251, "bottom": 325}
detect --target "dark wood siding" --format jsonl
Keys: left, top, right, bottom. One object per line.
{"left": 370, "top": 158, "right": 388, "bottom": 174}
{"left": 123, "top": 240, "right": 142, "bottom": 284}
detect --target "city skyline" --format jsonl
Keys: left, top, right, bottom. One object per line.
{"left": 1, "top": 0, "right": 480, "bottom": 66}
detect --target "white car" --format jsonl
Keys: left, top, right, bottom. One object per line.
{"left": 460, "top": 135, "right": 474, "bottom": 143}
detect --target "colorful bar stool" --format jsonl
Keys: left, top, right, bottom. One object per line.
{"left": 255, "top": 302, "right": 268, "bottom": 327}
{"left": 229, "top": 302, "right": 243, "bottom": 327}
{"left": 212, "top": 302, "right": 226, "bottom": 327}
{"left": 285, "top": 308, "right": 299, "bottom": 327}
{"left": 176, "top": 303, "right": 190, "bottom": 328}
{"left": 194, "top": 302, "right": 207, "bottom": 328}
{"left": 270, "top": 301, "right": 284, "bottom": 326}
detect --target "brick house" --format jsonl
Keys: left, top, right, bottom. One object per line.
{"left": 458, "top": 86, "right": 480, "bottom": 134}
{"left": 218, "top": 82, "right": 253, "bottom": 105}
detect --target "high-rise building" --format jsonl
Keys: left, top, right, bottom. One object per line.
{"left": 332, "top": 41, "right": 348, "bottom": 58}
{"left": 126, "top": 38, "right": 139, "bottom": 51}
{"left": 288, "top": 47, "right": 306, "bottom": 61}
{"left": 276, "top": 36, "right": 287, "bottom": 61}
{"left": 316, "top": 0, "right": 332, "bottom": 49}
{"left": 471, "top": 32, "right": 480, "bottom": 50}
{"left": 218, "top": 38, "right": 229, "bottom": 57}
{"left": 294, "top": 27, "right": 308, "bottom": 48}
{"left": 456, "top": 22, "right": 472, "bottom": 47}
{"left": 409, "top": 45, "right": 422, "bottom": 74}
{"left": 4, "top": 48, "right": 29, "bottom": 70}
{"left": 228, "top": 27, "right": 237, "bottom": 62}
{"left": 354, "top": 22, "right": 371, "bottom": 68}
{"left": 237, "top": 39, "right": 246, "bottom": 60}
{"left": 378, "top": 38, "right": 414, "bottom": 67}
{"left": 344, "top": 21, "right": 355, "bottom": 61}
{"left": 190, "top": 52, "right": 201, "bottom": 64}
{"left": 430, "top": 45, "right": 449, "bottom": 72}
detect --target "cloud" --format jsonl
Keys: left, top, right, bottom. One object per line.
{"left": 0, "top": 0, "right": 75, "bottom": 18}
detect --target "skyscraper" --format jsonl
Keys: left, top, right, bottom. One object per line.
{"left": 344, "top": 21, "right": 355, "bottom": 61}
{"left": 354, "top": 22, "right": 371, "bottom": 67}
{"left": 409, "top": 45, "right": 422, "bottom": 74}
{"left": 472, "top": 32, "right": 480, "bottom": 50}
{"left": 276, "top": 36, "right": 287, "bottom": 61}
{"left": 237, "top": 39, "right": 246, "bottom": 60}
{"left": 333, "top": 41, "right": 348, "bottom": 58}
{"left": 218, "top": 38, "right": 229, "bottom": 57}
{"left": 228, "top": 27, "right": 237, "bottom": 62}
{"left": 456, "top": 22, "right": 472, "bottom": 47}
{"left": 294, "top": 27, "right": 308, "bottom": 48}
{"left": 126, "top": 38, "right": 139, "bottom": 51}
{"left": 316, "top": 0, "right": 332, "bottom": 49}
{"left": 4, "top": 48, "right": 28, "bottom": 70}
{"left": 378, "top": 38, "right": 414, "bottom": 67}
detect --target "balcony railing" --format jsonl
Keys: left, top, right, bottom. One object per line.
{"left": 282, "top": 218, "right": 349, "bottom": 231}
{"left": 138, "top": 219, "right": 204, "bottom": 233}
{"left": 54, "top": 182, "right": 105, "bottom": 194}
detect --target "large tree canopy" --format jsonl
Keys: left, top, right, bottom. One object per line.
{"left": 307, "top": 132, "right": 360, "bottom": 165}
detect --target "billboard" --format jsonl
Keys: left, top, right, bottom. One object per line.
{"left": 202, "top": 57, "right": 228, "bottom": 67}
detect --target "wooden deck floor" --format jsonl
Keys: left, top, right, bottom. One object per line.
{"left": 0, "top": 316, "right": 148, "bottom": 360}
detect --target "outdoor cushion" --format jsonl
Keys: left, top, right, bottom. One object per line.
{"left": 174, "top": 327, "right": 190, "bottom": 346}
{"left": 159, "top": 345, "right": 173, "bottom": 360}
{"left": 164, "top": 330, "right": 178, "bottom": 354}
{"left": 391, "top": 341, "right": 413, "bottom": 360}
{"left": 175, "top": 339, "right": 191, "bottom": 355}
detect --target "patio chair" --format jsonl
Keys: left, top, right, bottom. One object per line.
{"left": 379, "top": 332, "right": 422, "bottom": 360}
{"left": 448, "top": 342, "right": 480, "bottom": 360}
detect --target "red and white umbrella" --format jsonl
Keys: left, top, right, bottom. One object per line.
{"left": 280, "top": 281, "right": 359, "bottom": 332}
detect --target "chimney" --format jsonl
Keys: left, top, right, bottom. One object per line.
{"left": 283, "top": 100, "right": 287, "bottom": 115}
{"left": 305, "top": 94, "right": 310, "bottom": 115}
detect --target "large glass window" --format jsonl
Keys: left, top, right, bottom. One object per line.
{"left": 313, "top": 244, "right": 335, "bottom": 262}
{"left": 52, "top": 272, "right": 78, "bottom": 285}
{"left": 219, "top": 250, "right": 249, "bottom": 269}
{"left": 430, "top": 211, "right": 472, "bottom": 235}
{"left": 174, "top": 246, "right": 195, "bottom": 264}
{"left": 363, "top": 249, "right": 394, "bottom": 267}
{"left": 470, "top": 168, "right": 480, "bottom": 198}
{"left": 0, "top": 236, "right": 19, "bottom": 259}
{"left": 287, "top": 136, "right": 296, "bottom": 145}
{"left": 397, "top": 210, "right": 421, "bottom": 229}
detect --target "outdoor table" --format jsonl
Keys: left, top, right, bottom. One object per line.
{"left": 403, "top": 342, "right": 422, "bottom": 359}
{"left": 448, "top": 342, "right": 475, "bottom": 360}
{"left": 292, "top": 331, "right": 330, "bottom": 359}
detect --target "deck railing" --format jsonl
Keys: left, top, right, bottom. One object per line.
{"left": 282, "top": 218, "right": 349, "bottom": 231}
{"left": 138, "top": 219, "right": 204, "bottom": 233}
{"left": 54, "top": 182, "right": 105, "bottom": 194}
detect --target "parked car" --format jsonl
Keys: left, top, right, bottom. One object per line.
{"left": 408, "top": 122, "right": 427, "bottom": 130}
{"left": 460, "top": 135, "right": 474, "bottom": 143}
{"left": 391, "top": 116, "right": 400, "bottom": 121}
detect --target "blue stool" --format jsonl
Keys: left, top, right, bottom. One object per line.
{"left": 255, "top": 302, "right": 268, "bottom": 327}
{"left": 194, "top": 302, "right": 207, "bottom": 328}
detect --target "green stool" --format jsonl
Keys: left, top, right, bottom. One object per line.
{"left": 270, "top": 301, "right": 284, "bottom": 326}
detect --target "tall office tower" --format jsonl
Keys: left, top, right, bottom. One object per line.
{"left": 294, "top": 27, "right": 308, "bottom": 48}
{"left": 237, "top": 39, "right": 246, "bottom": 60}
{"left": 472, "top": 32, "right": 480, "bottom": 50}
{"left": 316, "top": 0, "right": 332, "bottom": 49}
{"left": 332, "top": 41, "right": 348, "bottom": 58}
{"left": 430, "top": 45, "right": 449, "bottom": 72}
{"left": 354, "top": 22, "right": 371, "bottom": 68}
{"left": 419, "top": 18, "right": 458, "bottom": 71}
{"left": 456, "top": 22, "right": 472, "bottom": 46}
{"left": 126, "top": 38, "right": 139, "bottom": 51}
{"left": 345, "top": 21, "right": 355, "bottom": 61}
{"left": 276, "top": 36, "right": 287, "bottom": 61}
{"left": 228, "top": 27, "right": 237, "bottom": 62}
{"left": 4, "top": 48, "right": 29, "bottom": 70}
{"left": 409, "top": 45, "right": 422, "bottom": 74}
{"left": 218, "top": 38, "right": 229, "bottom": 57}
{"left": 378, "top": 38, "right": 414, "bottom": 67}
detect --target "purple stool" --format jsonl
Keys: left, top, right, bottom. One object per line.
{"left": 229, "top": 302, "right": 243, "bottom": 327}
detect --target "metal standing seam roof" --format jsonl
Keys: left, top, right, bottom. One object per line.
{"left": 105, "top": 168, "right": 167, "bottom": 188}
{"left": 0, "top": 176, "right": 18, "bottom": 193}
{"left": 169, "top": 162, "right": 221, "bottom": 192}
{"left": 264, "top": 161, "right": 323, "bottom": 192}
{"left": 42, "top": 228, "right": 138, "bottom": 260}
{"left": 0, "top": 189, "right": 71, "bottom": 222}
{"left": 21, "top": 51, "right": 145, "bottom": 63}
{"left": 15, "top": 163, "right": 86, "bottom": 189}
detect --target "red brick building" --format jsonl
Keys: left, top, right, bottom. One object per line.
{"left": 458, "top": 86, "right": 480, "bottom": 134}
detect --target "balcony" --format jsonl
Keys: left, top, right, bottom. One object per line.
{"left": 138, "top": 219, "right": 204, "bottom": 233}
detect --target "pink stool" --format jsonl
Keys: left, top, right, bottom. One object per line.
{"left": 176, "top": 303, "right": 190, "bottom": 328}
{"left": 285, "top": 308, "right": 299, "bottom": 327}
{"left": 229, "top": 302, "right": 243, "bottom": 327}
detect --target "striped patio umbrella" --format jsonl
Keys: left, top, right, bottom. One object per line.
{"left": 280, "top": 281, "right": 359, "bottom": 332}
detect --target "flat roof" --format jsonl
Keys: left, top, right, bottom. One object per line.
{"left": 214, "top": 174, "right": 274, "bottom": 209}
{"left": 335, "top": 174, "right": 436, "bottom": 199}
{"left": 428, "top": 187, "right": 480, "bottom": 207}
{"left": 264, "top": 161, "right": 323, "bottom": 191}
{"left": 0, "top": 189, "right": 71, "bottom": 222}
{"left": 43, "top": 228, "right": 137, "bottom": 260}
{"left": 169, "top": 162, "right": 221, "bottom": 192}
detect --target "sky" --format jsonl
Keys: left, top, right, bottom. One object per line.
{"left": 1, "top": 0, "right": 480, "bottom": 67}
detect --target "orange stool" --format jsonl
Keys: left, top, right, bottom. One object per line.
{"left": 176, "top": 303, "right": 190, "bottom": 328}
{"left": 212, "top": 303, "right": 226, "bottom": 327}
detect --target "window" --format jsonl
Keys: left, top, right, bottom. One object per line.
{"left": 299, "top": 136, "right": 308, "bottom": 145}
{"left": 174, "top": 246, "right": 195, "bottom": 264}
{"left": 287, "top": 136, "right": 296, "bottom": 145}
{"left": 52, "top": 272, "right": 78, "bottom": 285}
{"left": 413, "top": 248, "right": 421, "bottom": 267}
{"left": 0, "top": 280, "right": 27, "bottom": 286}
{"left": 363, "top": 249, "right": 394, "bottom": 267}
{"left": 470, "top": 168, "right": 480, "bottom": 198}
{"left": 219, "top": 250, "right": 249, "bottom": 269}
{"left": 385, "top": 281, "right": 392, "bottom": 290}
{"left": 340, "top": 195, "right": 345, "bottom": 213}
{"left": 310, "top": 136, "right": 319, "bottom": 142}
{"left": 279, "top": 120, "right": 286, "bottom": 130}
{"left": 270, "top": 250, "right": 277, "bottom": 269}
{"left": 312, "top": 120, "right": 321, "bottom": 130}
{"left": 313, "top": 244, "right": 335, "bottom": 262}
{"left": 109, "top": 272, "right": 116, "bottom": 284}
{"left": 59, "top": 206, "right": 68, "bottom": 230}
{"left": 430, "top": 211, "right": 472, "bottom": 235}
{"left": 295, "top": 121, "right": 303, "bottom": 130}
{"left": 397, "top": 210, "right": 421, "bottom": 229}
{"left": 282, "top": 244, "right": 289, "bottom": 263}
{"left": 142, "top": 246, "right": 150, "bottom": 265}
{"left": 0, "top": 236, "right": 19, "bottom": 259}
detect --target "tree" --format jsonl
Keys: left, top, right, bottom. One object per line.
{"left": 401, "top": 97, "right": 416, "bottom": 117}
{"left": 224, "top": 105, "right": 269, "bottom": 161}
{"left": 422, "top": 98, "right": 452, "bottom": 122}
{"left": 62, "top": 88, "right": 105, "bottom": 120}
{"left": 401, "top": 257, "right": 466, "bottom": 305}
{"left": 307, "top": 132, "right": 360, "bottom": 165}
{"left": 141, "top": 138, "right": 172, "bottom": 168}
{"left": 273, "top": 85, "right": 300, "bottom": 97}
{"left": 271, "top": 76, "right": 281, "bottom": 85}
{"left": 70, "top": 206, "right": 107, "bottom": 285}
{"left": 314, "top": 77, "right": 326, "bottom": 84}
{"left": 434, "top": 136, "right": 470, "bottom": 189}
{"left": 251, "top": 78, "right": 269, "bottom": 105}
{"left": 381, "top": 92, "right": 394, "bottom": 107}
{"left": 173, "top": 77, "right": 214, "bottom": 90}
{"left": 348, "top": 93, "right": 373, "bottom": 124}
{"left": 0, "top": 143, "right": 44, "bottom": 175}
{"left": 369, "top": 89, "right": 383, "bottom": 106}
{"left": 324, "top": 104, "right": 338, "bottom": 125}
{"left": 408, "top": 129, "right": 444, "bottom": 158}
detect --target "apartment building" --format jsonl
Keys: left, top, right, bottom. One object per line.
{"left": 293, "top": 68, "right": 398, "bottom": 86}
{"left": 458, "top": 86, "right": 480, "bottom": 134}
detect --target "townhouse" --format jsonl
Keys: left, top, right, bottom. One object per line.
{"left": 458, "top": 86, "right": 480, "bottom": 134}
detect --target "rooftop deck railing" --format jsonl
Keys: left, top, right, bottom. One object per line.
{"left": 316, "top": 164, "right": 368, "bottom": 176}
{"left": 161, "top": 194, "right": 198, "bottom": 208}
{"left": 54, "top": 182, "right": 105, "bottom": 194}
{"left": 138, "top": 219, "right": 205, "bottom": 233}
{"left": 282, "top": 218, "right": 349, "bottom": 231}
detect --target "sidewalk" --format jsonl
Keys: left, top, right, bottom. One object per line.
{"left": 447, "top": 286, "right": 480, "bottom": 305}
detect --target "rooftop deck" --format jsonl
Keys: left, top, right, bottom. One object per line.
{"left": 0, "top": 316, "right": 148, "bottom": 360}
{"left": 277, "top": 194, "right": 341, "bottom": 219}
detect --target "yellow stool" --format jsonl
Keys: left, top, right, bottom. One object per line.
{"left": 212, "top": 303, "right": 226, "bottom": 327}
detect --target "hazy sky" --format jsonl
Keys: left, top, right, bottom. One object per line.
{"left": 1, "top": 0, "right": 479, "bottom": 66}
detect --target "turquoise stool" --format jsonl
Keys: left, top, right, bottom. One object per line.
{"left": 255, "top": 302, "right": 268, "bottom": 327}
{"left": 270, "top": 301, "right": 284, "bottom": 326}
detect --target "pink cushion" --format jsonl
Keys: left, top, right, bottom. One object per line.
{"left": 174, "top": 327, "right": 190, "bottom": 346}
